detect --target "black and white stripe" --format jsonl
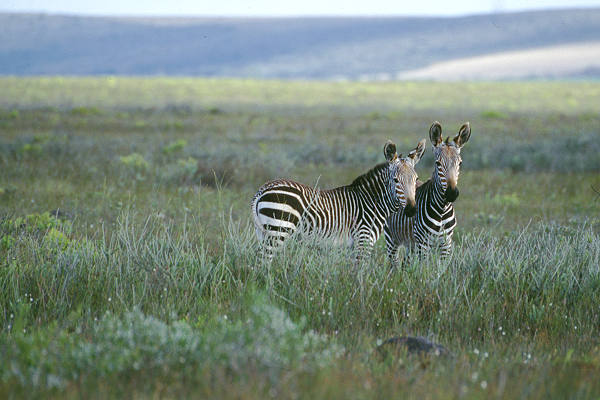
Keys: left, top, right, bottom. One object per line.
{"left": 384, "top": 122, "right": 471, "bottom": 262}
{"left": 252, "top": 139, "right": 426, "bottom": 261}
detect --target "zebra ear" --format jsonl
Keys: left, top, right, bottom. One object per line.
{"left": 407, "top": 139, "right": 426, "bottom": 166}
{"left": 383, "top": 140, "right": 398, "bottom": 162}
{"left": 454, "top": 122, "right": 471, "bottom": 148}
{"left": 429, "top": 121, "right": 443, "bottom": 147}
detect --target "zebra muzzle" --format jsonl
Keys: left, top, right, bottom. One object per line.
{"left": 445, "top": 186, "right": 459, "bottom": 202}
{"left": 405, "top": 202, "right": 417, "bottom": 217}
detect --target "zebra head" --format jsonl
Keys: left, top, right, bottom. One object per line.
{"left": 384, "top": 139, "right": 426, "bottom": 217}
{"left": 429, "top": 121, "right": 471, "bottom": 203}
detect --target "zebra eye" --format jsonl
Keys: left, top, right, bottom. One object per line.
{"left": 393, "top": 177, "right": 399, "bottom": 183}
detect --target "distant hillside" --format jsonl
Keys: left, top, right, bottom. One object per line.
{"left": 1, "top": 9, "right": 599, "bottom": 79}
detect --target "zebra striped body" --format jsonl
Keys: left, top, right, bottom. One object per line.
{"left": 252, "top": 139, "right": 426, "bottom": 261}
{"left": 384, "top": 121, "right": 471, "bottom": 262}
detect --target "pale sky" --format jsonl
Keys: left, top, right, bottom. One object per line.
{"left": 2, "top": 0, "right": 600, "bottom": 16}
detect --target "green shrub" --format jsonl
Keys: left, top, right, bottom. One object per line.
{"left": 0, "top": 234, "right": 14, "bottom": 250}
{"left": 43, "top": 228, "right": 71, "bottom": 251}
{"left": 18, "top": 143, "right": 43, "bottom": 156}
{"left": 162, "top": 139, "right": 187, "bottom": 155}
{"left": 491, "top": 192, "right": 520, "bottom": 207}
{"left": 2, "top": 212, "right": 70, "bottom": 235}
{"left": 119, "top": 153, "right": 149, "bottom": 171}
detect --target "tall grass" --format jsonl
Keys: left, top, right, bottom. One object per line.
{"left": 1, "top": 210, "right": 599, "bottom": 396}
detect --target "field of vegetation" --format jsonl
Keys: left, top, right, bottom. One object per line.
{"left": 0, "top": 78, "right": 599, "bottom": 398}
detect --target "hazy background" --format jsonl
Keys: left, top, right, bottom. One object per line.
{"left": 1, "top": 0, "right": 599, "bottom": 79}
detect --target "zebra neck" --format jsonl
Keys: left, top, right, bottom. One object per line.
{"left": 425, "top": 177, "right": 453, "bottom": 217}
{"left": 349, "top": 163, "right": 394, "bottom": 208}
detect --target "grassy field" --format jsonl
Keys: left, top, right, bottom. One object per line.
{"left": 0, "top": 78, "right": 599, "bottom": 398}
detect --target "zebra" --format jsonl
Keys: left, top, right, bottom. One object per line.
{"left": 384, "top": 121, "right": 471, "bottom": 263}
{"left": 251, "top": 139, "right": 426, "bottom": 261}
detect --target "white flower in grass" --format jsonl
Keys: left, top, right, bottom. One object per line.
{"left": 480, "top": 381, "right": 487, "bottom": 389}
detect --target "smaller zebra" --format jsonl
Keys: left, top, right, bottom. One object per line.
{"left": 384, "top": 121, "right": 471, "bottom": 262}
{"left": 252, "top": 139, "right": 426, "bottom": 261}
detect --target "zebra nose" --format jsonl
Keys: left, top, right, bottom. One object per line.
{"left": 405, "top": 202, "right": 416, "bottom": 217}
{"left": 445, "top": 186, "right": 459, "bottom": 202}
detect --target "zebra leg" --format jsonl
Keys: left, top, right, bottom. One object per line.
{"left": 385, "top": 237, "right": 401, "bottom": 268}
{"left": 400, "top": 244, "right": 419, "bottom": 269}
{"left": 408, "top": 239, "right": 429, "bottom": 263}
{"left": 354, "top": 235, "right": 375, "bottom": 265}
{"left": 259, "top": 231, "right": 289, "bottom": 262}
{"left": 384, "top": 224, "right": 399, "bottom": 267}
{"left": 401, "top": 247, "right": 410, "bottom": 268}
{"left": 440, "top": 236, "right": 453, "bottom": 259}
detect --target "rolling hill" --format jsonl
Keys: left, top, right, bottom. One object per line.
{"left": 1, "top": 8, "right": 599, "bottom": 79}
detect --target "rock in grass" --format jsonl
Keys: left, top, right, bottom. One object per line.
{"left": 377, "top": 336, "right": 451, "bottom": 357}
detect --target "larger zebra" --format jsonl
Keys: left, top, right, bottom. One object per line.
{"left": 252, "top": 139, "right": 426, "bottom": 261}
{"left": 384, "top": 121, "right": 471, "bottom": 262}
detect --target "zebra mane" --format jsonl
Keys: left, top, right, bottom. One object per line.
{"left": 349, "top": 162, "right": 388, "bottom": 188}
